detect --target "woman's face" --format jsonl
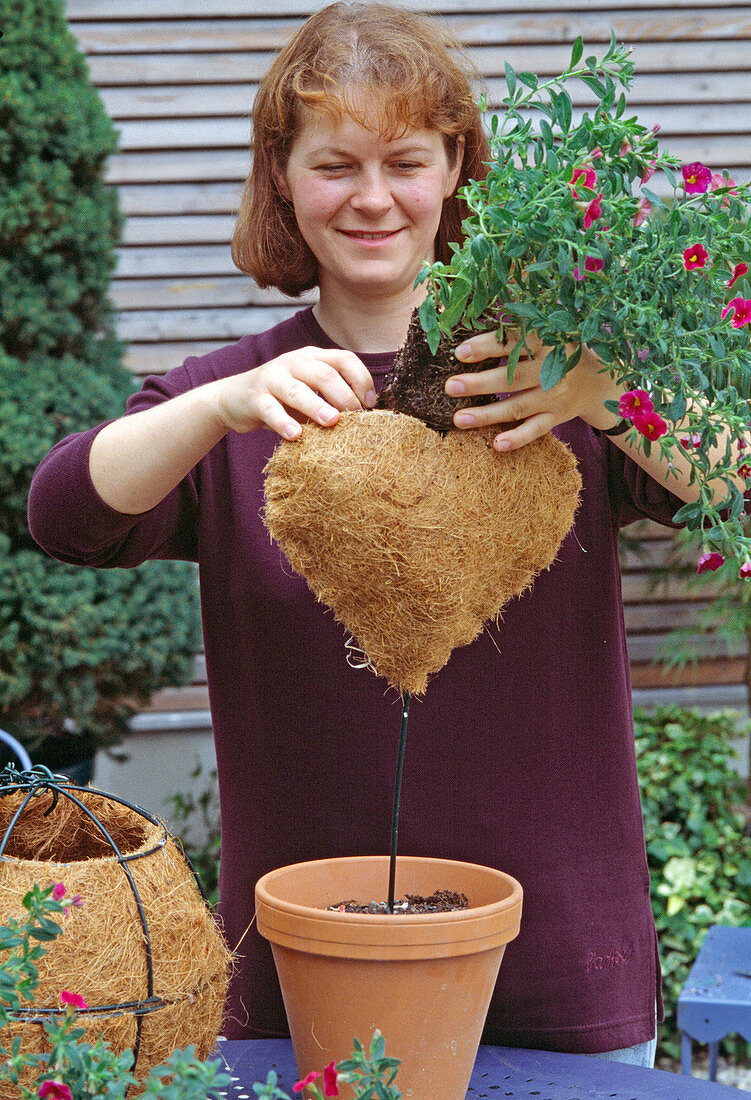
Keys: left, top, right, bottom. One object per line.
{"left": 275, "top": 103, "right": 464, "bottom": 303}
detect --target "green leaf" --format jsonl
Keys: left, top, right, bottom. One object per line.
{"left": 517, "top": 72, "right": 538, "bottom": 90}
{"left": 540, "top": 345, "right": 567, "bottom": 390}
{"left": 539, "top": 119, "right": 555, "bottom": 149}
{"left": 556, "top": 89, "right": 573, "bottom": 132}
{"left": 441, "top": 279, "right": 473, "bottom": 328}
{"left": 570, "top": 36, "right": 583, "bottom": 67}
{"left": 504, "top": 61, "right": 517, "bottom": 98}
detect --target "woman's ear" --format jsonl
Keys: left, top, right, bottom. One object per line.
{"left": 446, "top": 135, "right": 466, "bottom": 198}
{"left": 272, "top": 165, "right": 292, "bottom": 203}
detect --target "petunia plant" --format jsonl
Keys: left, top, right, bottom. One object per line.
{"left": 416, "top": 32, "right": 751, "bottom": 573}
{"left": 252, "top": 1030, "right": 401, "bottom": 1100}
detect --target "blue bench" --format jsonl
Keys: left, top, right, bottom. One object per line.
{"left": 677, "top": 924, "right": 751, "bottom": 1081}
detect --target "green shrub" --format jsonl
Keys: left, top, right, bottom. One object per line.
{"left": 0, "top": 0, "right": 200, "bottom": 755}
{"left": 635, "top": 705, "right": 751, "bottom": 1061}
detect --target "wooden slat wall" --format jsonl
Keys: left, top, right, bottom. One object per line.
{"left": 63, "top": 0, "right": 751, "bottom": 724}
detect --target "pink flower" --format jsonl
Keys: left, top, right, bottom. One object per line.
{"left": 620, "top": 140, "right": 632, "bottom": 156}
{"left": 682, "top": 162, "right": 712, "bottom": 194}
{"left": 633, "top": 409, "right": 668, "bottom": 441}
{"left": 52, "top": 883, "right": 66, "bottom": 901}
{"left": 679, "top": 433, "right": 702, "bottom": 449}
{"left": 571, "top": 166, "right": 597, "bottom": 198}
{"left": 740, "top": 562, "right": 751, "bottom": 579}
{"left": 683, "top": 243, "right": 709, "bottom": 270}
{"left": 323, "top": 1061, "right": 340, "bottom": 1097}
{"left": 637, "top": 348, "right": 650, "bottom": 362}
{"left": 697, "top": 551, "right": 725, "bottom": 574}
{"left": 584, "top": 255, "right": 604, "bottom": 273}
{"left": 633, "top": 197, "right": 651, "bottom": 227}
{"left": 583, "top": 193, "right": 604, "bottom": 229}
{"left": 728, "top": 263, "right": 748, "bottom": 288}
{"left": 739, "top": 464, "right": 751, "bottom": 479}
{"left": 38, "top": 1084, "right": 72, "bottom": 1100}
{"left": 618, "top": 389, "right": 653, "bottom": 419}
{"left": 293, "top": 1071, "right": 321, "bottom": 1094}
{"left": 641, "top": 162, "right": 656, "bottom": 185}
{"left": 721, "top": 298, "right": 751, "bottom": 328}
{"left": 60, "top": 991, "right": 88, "bottom": 1011}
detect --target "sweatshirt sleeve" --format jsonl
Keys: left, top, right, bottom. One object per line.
{"left": 28, "top": 365, "right": 200, "bottom": 568}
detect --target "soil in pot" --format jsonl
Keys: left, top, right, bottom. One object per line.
{"left": 326, "top": 888, "right": 469, "bottom": 914}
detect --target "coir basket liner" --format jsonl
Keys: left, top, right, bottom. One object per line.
{"left": 0, "top": 771, "right": 231, "bottom": 1092}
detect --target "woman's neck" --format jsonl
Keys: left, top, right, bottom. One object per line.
{"left": 313, "top": 285, "right": 424, "bottom": 353}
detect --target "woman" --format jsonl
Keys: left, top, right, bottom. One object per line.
{"left": 28, "top": 2, "right": 711, "bottom": 1064}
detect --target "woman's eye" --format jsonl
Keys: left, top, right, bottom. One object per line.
{"left": 318, "top": 164, "right": 349, "bottom": 173}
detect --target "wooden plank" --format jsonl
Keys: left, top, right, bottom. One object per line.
{"left": 67, "top": 11, "right": 751, "bottom": 54}
{"left": 85, "top": 41, "right": 751, "bottom": 87}
{"left": 97, "top": 73, "right": 751, "bottom": 120}
{"left": 111, "top": 276, "right": 314, "bottom": 310}
{"left": 115, "top": 244, "right": 237, "bottom": 278}
{"left": 628, "top": 633, "right": 747, "bottom": 661}
{"left": 115, "top": 306, "right": 300, "bottom": 341}
{"left": 621, "top": 573, "right": 726, "bottom": 601}
{"left": 125, "top": 342, "right": 230, "bottom": 375}
{"left": 107, "top": 151, "right": 250, "bottom": 185}
{"left": 109, "top": 104, "right": 751, "bottom": 152}
{"left": 630, "top": 657, "right": 747, "bottom": 686}
{"left": 122, "top": 214, "right": 236, "bottom": 245}
{"left": 64, "top": 0, "right": 751, "bottom": 17}
{"left": 623, "top": 602, "right": 714, "bottom": 632}
{"left": 118, "top": 181, "right": 243, "bottom": 216}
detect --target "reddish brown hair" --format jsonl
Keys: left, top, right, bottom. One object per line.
{"left": 232, "top": 2, "right": 490, "bottom": 297}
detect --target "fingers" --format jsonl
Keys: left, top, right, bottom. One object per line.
{"left": 247, "top": 347, "right": 376, "bottom": 438}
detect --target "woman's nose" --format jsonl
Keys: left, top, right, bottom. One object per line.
{"left": 350, "top": 170, "right": 393, "bottom": 213}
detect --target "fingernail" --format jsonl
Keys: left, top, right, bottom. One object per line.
{"left": 494, "top": 436, "right": 511, "bottom": 451}
{"left": 283, "top": 422, "right": 301, "bottom": 440}
{"left": 445, "top": 379, "right": 465, "bottom": 396}
{"left": 365, "top": 389, "right": 377, "bottom": 408}
{"left": 455, "top": 342, "right": 472, "bottom": 360}
{"left": 455, "top": 412, "right": 475, "bottom": 427}
{"left": 319, "top": 406, "right": 337, "bottom": 424}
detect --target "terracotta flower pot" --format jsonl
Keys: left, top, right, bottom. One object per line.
{"left": 255, "top": 854, "right": 522, "bottom": 1100}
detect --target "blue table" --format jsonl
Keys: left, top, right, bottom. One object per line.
{"left": 211, "top": 1039, "right": 743, "bottom": 1098}
{"left": 678, "top": 925, "right": 751, "bottom": 1081}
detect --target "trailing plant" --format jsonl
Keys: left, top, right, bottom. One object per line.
{"left": 416, "top": 34, "right": 751, "bottom": 569}
{"left": 634, "top": 705, "right": 751, "bottom": 1062}
{"left": 0, "top": 883, "right": 230, "bottom": 1098}
{"left": 0, "top": 0, "right": 201, "bottom": 757}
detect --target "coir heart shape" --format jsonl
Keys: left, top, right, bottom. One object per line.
{"left": 263, "top": 409, "right": 581, "bottom": 694}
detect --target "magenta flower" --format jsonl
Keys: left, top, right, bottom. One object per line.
{"left": 60, "top": 991, "right": 88, "bottom": 1011}
{"left": 323, "top": 1061, "right": 340, "bottom": 1097}
{"left": 38, "top": 1084, "right": 72, "bottom": 1100}
{"left": 682, "top": 162, "right": 712, "bottom": 194}
{"left": 728, "top": 263, "right": 748, "bottom": 288}
{"left": 721, "top": 298, "right": 751, "bottom": 328}
{"left": 52, "top": 883, "right": 66, "bottom": 901}
{"left": 584, "top": 255, "right": 604, "bottom": 273}
{"left": 633, "top": 409, "right": 668, "bottom": 441}
{"left": 618, "top": 389, "right": 653, "bottom": 419}
{"left": 709, "top": 173, "right": 738, "bottom": 206}
{"left": 683, "top": 243, "right": 709, "bottom": 270}
{"left": 633, "top": 197, "right": 651, "bottom": 227}
{"left": 293, "top": 1071, "right": 321, "bottom": 1094}
{"left": 697, "top": 551, "right": 725, "bottom": 574}
{"left": 740, "top": 562, "right": 751, "bottom": 579}
{"left": 739, "top": 464, "right": 751, "bottom": 479}
{"left": 641, "top": 161, "right": 656, "bottom": 185}
{"left": 583, "top": 193, "right": 604, "bottom": 228}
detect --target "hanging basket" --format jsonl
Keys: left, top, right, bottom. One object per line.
{"left": 0, "top": 767, "right": 231, "bottom": 1088}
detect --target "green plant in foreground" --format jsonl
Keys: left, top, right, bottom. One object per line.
{"left": 0, "top": 883, "right": 230, "bottom": 1098}
{"left": 253, "top": 1030, "right": 401, "bottom": 1100}
{"left": 417, "top": 33, "right": 751, "bottom": 569}
{"left": 634, "top": 705, "right": 751, "bottom": 1062}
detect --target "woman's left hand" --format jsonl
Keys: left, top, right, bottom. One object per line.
{"left": 445, "top": 329, "right": 624, "bottom": 450}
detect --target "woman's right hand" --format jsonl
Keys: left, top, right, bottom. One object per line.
{"left": 211, "top": 347, "right": 377, "bottom": 440}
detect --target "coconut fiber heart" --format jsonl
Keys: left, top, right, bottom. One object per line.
{"left": 263, "top": 410, "right": 581, "bottom": 694}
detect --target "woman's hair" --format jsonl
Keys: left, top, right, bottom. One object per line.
{"left": 232, "top": 2, "right": 490, "bottom": 297}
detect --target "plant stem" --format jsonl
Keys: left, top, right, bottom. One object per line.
{"left": 387, "top": 692, "right": 411, "bottom": 914}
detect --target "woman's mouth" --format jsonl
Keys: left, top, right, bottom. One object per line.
{"left": 337, "top": 228, "right": 402, "bottom": 243}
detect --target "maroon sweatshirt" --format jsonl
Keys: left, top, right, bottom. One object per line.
{"left": 29, "top": 306, "right": 687, "bottom": 1052}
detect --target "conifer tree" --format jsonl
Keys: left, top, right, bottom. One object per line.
{"left": 0, "top": 0, "right": 201, "bottom": 761}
